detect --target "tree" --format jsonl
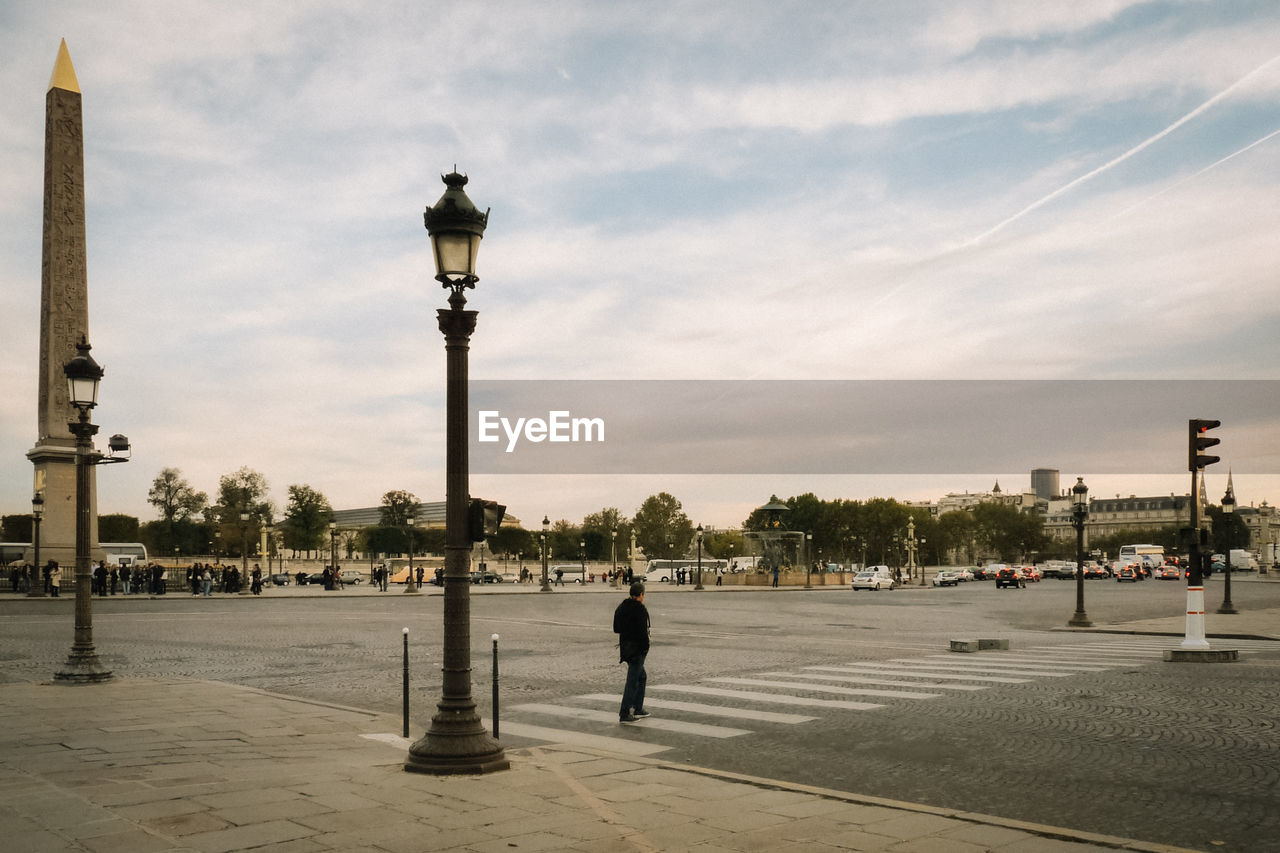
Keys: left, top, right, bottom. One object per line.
{"left": 632, "top": 492, "right": 694, "bottom": 560}
{"left": 282, "top": 484, "right": 333, "bottom": 558}
{"left": 582, "top": 507, "right": 631, "bottom": 561}
{"left": 98, "top": 514, "right": 139, "bottom": 542}
{"left": 971, "top": 502, "right": 1046, "bottom": 562}
{"left": 938, "top": 510, "right": 976, "bottom": 564}
{"left": 859, "top": 497, "right": 911, "bottom": 565}
{"left": 491, "top": 526, "right": 536, "bottom": 560}
{"left": 146, "top": 468, "right": 208, "bottom": 555}
{"left": 380, "top": 490, "right": 418, "bottom": 529}
{"left": 1205, "top": 506, "right": 1250, "bottom": 555}
{"left": 214, "top": 467, "right": 272, "bottom": 557}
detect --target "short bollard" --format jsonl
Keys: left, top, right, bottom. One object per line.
{"left": 402, "top": 627, "right": 410, "bottom": 738}
{"left": 492, "top": 633, "right": 500, "bottom": 739}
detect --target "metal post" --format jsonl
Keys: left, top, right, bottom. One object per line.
{"left": 28, "top": 495, "right": 44, "bottom": 597}
{"left": 491, "top": 633, "right": 500, "bottom": 739}
{"left": 1182, "top": 467, "right": 1210, "bottom": 649}
{"left": 402, "top": 627, "right": 410, "bottom": 738}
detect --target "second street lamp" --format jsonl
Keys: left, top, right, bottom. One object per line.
{"left": 695, "top": 524, "right": 704, "bottom": 590}
{"left": 1218, "top": 481, "right": 1238, "bottom": 614}
{"left": 28, "top": 493, "right": 45, "bottom": 597}
{"left": 540, "top": 516, "right": 551, "bottom": 592}
{"left": 238, "top": 510, "right": 251, "bottom": 595}
{"left": 54, "top": 337, "right": 129, "bottom": 683}
{"left": 1068, "top": 477, "right": 1093, "bottom": 627}
{"left": 405, "top": 170, "right": 507, "bottom": 775}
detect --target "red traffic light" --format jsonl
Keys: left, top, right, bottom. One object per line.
{"left": 1188, "top": 418, "right": 1221, "bottom": 471}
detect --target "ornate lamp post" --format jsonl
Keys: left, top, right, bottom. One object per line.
{"left": 804, "top": 532, "right": 813, "bottom": 588}
{"left": 328, "top": 520, "right": 337, "bottom": 587}
{"left": 1218, "top": 482, "right": 1237, "bottom": 614}
{"left": 238, "top": 509, "right": 251, "bottom": 595}
{"left": 405, "top": 516, "right": 418, "bottom": 593}
{"left": 54, "top": 337, "right": 128, "bottom": 683}
{"left": 695, "top": 524, "right": 704, "bottom": 590}
{"left": 405, "top": 170, "right": 507, "bottom": 775}
{"left": 611, "top": 529, "right": 618, "bottom": 588}
{"left": 918, "top": 537, "right": 927, "bottom": 586}
{"left": 265, "top": 524, "right": 274, "bottom": 574}
{"left": 905, "top": 519, "right": 917, "bottom": 585}
{"left": 540, "top": 516, "right": 551, "bottom": 592}
{"left": 579, "top": 539, "right": 585, "bottom": 580}
{"left": 28, "top": 493, "right": 45, "bottom": 597}
{"left": 1068, "top": 477, "right": 1093, "bottom": 627}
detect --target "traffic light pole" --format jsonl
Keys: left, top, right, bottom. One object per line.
{"left": 1181, "top": 418, "right": 1220, "bottom": 650}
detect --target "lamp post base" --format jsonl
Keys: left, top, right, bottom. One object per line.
{"left": 54, "top": 650, "right": 113, "bottom": 683}
{"left": 404, "top": 717, "right": 508, "bottom": 775}
{"left": 1216, "top": 603, "right": 1238, "bottom": 614}
{"left": 1067, "top": 612, "right": 1093, "bottom": 628}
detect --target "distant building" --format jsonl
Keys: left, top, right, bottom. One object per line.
{"left": 1044, "top": 494, "right": 1193, "bottom": 544}
{"left": 1030, "top": 468, "right": 1059, "bottom": 501}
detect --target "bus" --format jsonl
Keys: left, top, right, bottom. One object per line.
{"left": 1117, "top": 544, "right": 1163, "bottom": 572}
{"left": 644, "top": 558, "right": 728, "bottom": 583}
{"left": 101, "top": 543, "right": 148, "bottom": 566}
{"left": 0, "top": 543, "right": 28, "bottom": 566}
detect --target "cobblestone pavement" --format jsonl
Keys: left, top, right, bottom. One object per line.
{"left": 2, "top": 577, "right": 1278, "bottom": 851}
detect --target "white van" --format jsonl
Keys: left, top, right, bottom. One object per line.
{"left": 548, "top": 564, "right": 585, "bottom": 584}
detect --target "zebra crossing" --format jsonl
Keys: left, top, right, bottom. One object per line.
{"left": 500, "top": 638, "right": 1276, "bottom": 755}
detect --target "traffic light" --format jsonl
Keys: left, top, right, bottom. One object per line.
{"left": 1188, "top": 418, "right": 1221, "bottom": 471}
{"left": 467, "top": 499, "right": 506, "bottom": 542}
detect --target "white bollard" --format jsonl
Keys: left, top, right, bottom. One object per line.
{"left": 1180, "top": 586, "right": 1211, "bottom": 649}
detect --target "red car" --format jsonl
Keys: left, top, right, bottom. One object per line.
{"left": 1021, "top": 566, "right": 1042, "bottom": 582}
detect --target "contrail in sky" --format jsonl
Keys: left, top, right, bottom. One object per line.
{"left": 965, "top": 53, "right": 1280, "bottom": 247}
{"left": 1107, "top": 126, "right": 1280, "bottom": 222}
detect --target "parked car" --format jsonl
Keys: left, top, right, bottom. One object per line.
{"left": 851, "top": 569, "right": 895, "bottom": 591}
{"left": 932, "top": 570, "right": 961, "bottom": 587}
{"left": 469, "top": 570, "right": 502, "bottom": 584}
{"left": 994, "top": 567, "right": 1025, "bottom": 589}
{"left": 338, "top": 569, "right": 363, "bottom": 585}
{"left": 269, "top": 572, "right": 291, "bottom": 586}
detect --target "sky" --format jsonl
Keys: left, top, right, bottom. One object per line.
{"left": 2, "top": 1, "right": 1279, "bottom": 533}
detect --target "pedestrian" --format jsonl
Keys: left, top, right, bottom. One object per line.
{"left": 771, "top": 565, "right": 779, "bottom": 588}
{"left": 715, "top": 566, "right": 723, "bottom": 587}
{"left": 49, "top": 562, "right": 61, "bottom": 597}
{"left": 120, "top": 564, "right": 131, "bottom": 595}
{"left": 109, "top": 566, "right": 118, "bottom": 595}
{"left": 554, "top": 568, "right": 564, "bottom": 586}
{"left": 202, "top": 566, "right": 212, "bottom": 597}
{"left": 251, "top": 564, "right": 262, "bottom": 595}
{"left": 613, "top": 581, "right": 651, "bottom": 723}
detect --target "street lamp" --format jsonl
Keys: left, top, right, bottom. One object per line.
{"left": 405, "top": 516, "right": 418, "bottom": 593}
{"left": 28, "top": 493, "right": 44, "bottom": 597}
{"left": 579, "top": 539, "right": 586, "bottom": 579}
{"left": 238, "top": 509, "right": 251, "bottom": 595}
{"left": 905, "top": 518, "right": 917, "bottom": 585}
{"left": 918, "top": 537, "right": 927, "bottom": 586}
{"left": 265, "top": 524, "right": 274, "bottom": 573}
{"left": 405, "top": 170, "right": 507, "bottom": 775}
{"left": 1068, "top": 477, "right": 1093, "bottom": 627}
{"left": 611, "top": 529, "right": 618, "bottom": 588}
{"left": 805, "top": 532, "right": 813, "bottom": 588}
{"left": 54, "top": 337, "right": 128, "bottom": 683}
{"left": 1218, "top": 483, "right": 1237, "bottom": 614}
{"left": 328, "top": 520, "right": 337, "bottom": 588}
{"left": 540, "top": 516, "right": 551, "bottom": 592}
{"left": 695, "top": 524, "right": 704, "bottom": 590}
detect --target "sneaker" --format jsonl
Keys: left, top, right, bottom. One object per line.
{"left": 632, "top": 709, "right": 651, "bottom": 718}
{"left": 619, "top": 713, "right": 638, "bottom": 723}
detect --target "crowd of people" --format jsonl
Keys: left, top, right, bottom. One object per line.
{"left": 5, "top": 560, "right": 173, "bottom": 595}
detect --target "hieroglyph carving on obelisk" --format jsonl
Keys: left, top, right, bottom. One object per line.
{"left": 27, "top": 40, "right": 99, "bottom": 567}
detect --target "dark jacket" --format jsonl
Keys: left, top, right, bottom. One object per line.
{"left": 613, "top": 597, "right": 650, "bottom": 662}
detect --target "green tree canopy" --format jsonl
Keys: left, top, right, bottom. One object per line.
{"left": 380, "top": 490, "right": 418, "bottom": 529}
{"left": 282, "top": 484, "right": 332, "bottom": 556}
{"left": 632, "top": 492, "right": 694, "bottom": 560}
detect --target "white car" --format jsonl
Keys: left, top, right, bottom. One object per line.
{"left": 851, "top": 570, "right": 896, "bottom": 591}
{"left": 932, "top": 570, "right": 961, "bottom": 587}
{"left": 338, "top": 569, "right": 363, "bottom": 585}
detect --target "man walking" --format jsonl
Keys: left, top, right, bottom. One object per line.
{"left": 613, "top": 581, "right": 651, "bottom": 723}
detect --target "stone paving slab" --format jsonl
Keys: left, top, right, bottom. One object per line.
{"left": 0, "top": 677, "right": 1201, "bottom": 852}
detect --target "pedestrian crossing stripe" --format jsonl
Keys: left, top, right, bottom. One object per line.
{"left": 578, "top": 694, "right": 817, "bottom": 724}
{"left": 881, "top": 659, "right": 1081, "bottom": 677}
{"left": 824, "top": 664, "right": 1032, "bottom": 683}
{"left": 709, "top": 677, "right": 942, "bottom": 700}
{"left": 896, "top": 657, "right": 1114, "bottom": 673}
{"left": 648, "top": 684, "right": 883, "bottom": 710}
{"left": 497, "top": 721, "right": 671, "bottom": 755}
{"left": 512, "top": 703, "right": 750, "bottom": 738}
{"left": 787, "top": 669, "right": 989, "bottom": 691}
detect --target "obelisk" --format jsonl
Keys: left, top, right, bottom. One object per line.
{"left": 27, "top": 40, "right": 99, "bottom": 572}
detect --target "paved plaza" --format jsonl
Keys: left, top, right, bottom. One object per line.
{"left": 2, "top": 579, "right": 1277, "bottom": 852}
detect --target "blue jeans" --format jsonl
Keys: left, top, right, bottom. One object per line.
{"left": 620, "top": 651, "right": 647, "bottom": 717}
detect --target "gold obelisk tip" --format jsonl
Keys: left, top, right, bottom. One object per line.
{"left": 48, "top": 39, "right": 81, "bottom": 94}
